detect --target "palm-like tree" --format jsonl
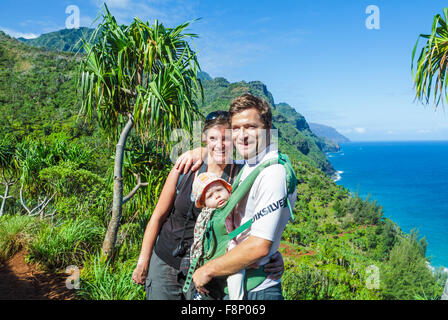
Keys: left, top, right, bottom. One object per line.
{"left": 412, "top": 7, "right": 448, "bottom": 109}
{"left": 79, "top": 6, "right": 203, "bottom": 257}
{"left": 413, "top": 11, "right": 448, "bottom": 299}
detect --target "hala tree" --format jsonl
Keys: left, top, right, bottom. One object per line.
{"left": 412, "top": 7, "right": 448, "bottom": 109}
{"left": 79, "top": 6, "right": 203, "bottom": 258}
{"left": 412, "top": 8, "right": 448, "bottom": 299}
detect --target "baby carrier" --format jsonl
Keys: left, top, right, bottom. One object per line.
{"left": 182, "top": 152, "right": 298, "bottom": 295}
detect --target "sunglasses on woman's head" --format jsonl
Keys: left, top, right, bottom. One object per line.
{"left": 205, "top": 110, "right": 229, "bottom": 122}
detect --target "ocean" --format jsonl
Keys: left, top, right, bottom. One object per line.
{"left": 328, "top": 141, "right": 448, "bottom": 269}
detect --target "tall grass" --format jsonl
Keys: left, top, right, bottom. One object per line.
{"left": 77, "top": 252, "right": 145, "bottom": 300}
{"left": 28, "top": 217, "right": 104, "bottom": 270}
{"left": 0, "top": 214, "right": 40, "bottom": 264}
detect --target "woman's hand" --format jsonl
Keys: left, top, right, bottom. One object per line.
{"left": 263, "top": 251, "right": 284, "bottom": 281}
{"left": 132, "top": 263, "right": 148, "bottom": 285}
{"left": 175, "top": 147, "right": 206, "bottom": 174}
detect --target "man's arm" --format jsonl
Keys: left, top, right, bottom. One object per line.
{"left": 192, "top": 235, "right": 271, "bottom": 294}
{"left": 175, "top": 147, "right": 206, "bottom": 174}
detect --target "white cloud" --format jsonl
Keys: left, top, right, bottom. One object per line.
{"left": 417, "top": 129, "right": 431, "bottom": 134}
{"left": 0, "top": 26, "right": 38, "bottom": 39}
{"left": 354, "top": 127, "right": 366, "bottom": 134}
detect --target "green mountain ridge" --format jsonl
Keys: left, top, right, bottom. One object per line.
{"left": 199, "top": 76, "right": 337, "bottom": 174}
{"left": 17, "top": 27, "right": 95, "bottom": 53}
{"left": 309, "top": 122, "right": 351, "bottom": 145}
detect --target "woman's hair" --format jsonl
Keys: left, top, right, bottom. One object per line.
{"left": 203, "top": 110, "right": 230, "bottom": 135}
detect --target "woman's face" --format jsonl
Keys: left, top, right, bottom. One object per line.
{"left": 203, "top": 125, "right": 233, "bottom": 165}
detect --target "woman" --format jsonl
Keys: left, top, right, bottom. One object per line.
{"left": 132, "top": 111, "right": 283, "bottom": 300}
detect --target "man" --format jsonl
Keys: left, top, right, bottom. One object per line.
{"left": 178, "top": 94, "right": 296, "bottom": 299}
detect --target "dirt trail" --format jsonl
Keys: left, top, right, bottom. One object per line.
{"left": 0, "top": 250, "right": 74, "bottom": 300}
{"left": 280, "top": 243, "right": 316, "bottom": 259}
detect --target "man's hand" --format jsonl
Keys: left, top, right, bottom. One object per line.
{"left": 263, "top": 251, "right": 284, "bottom": 280}
{"left": 175, "top": 147, "right": 206, "bottom": 174}
{"left": 192, "top": 265, "right": 213, "bottom": 295}
{"left": 132, "top": 263, "right": 148, "bottom": 285}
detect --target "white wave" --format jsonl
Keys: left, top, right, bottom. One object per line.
{"left": 427, "top": 262, "right": 448, "bottom": 273}
{"left": 333, "top": 170, "right": 343, "bottom": 182}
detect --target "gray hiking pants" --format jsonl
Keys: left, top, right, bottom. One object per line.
{"left": 145, "top": 252, "right": 184, "bottom": 300}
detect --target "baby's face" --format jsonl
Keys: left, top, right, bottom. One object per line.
{"left": 203, "top": 181, "right": 230, "bottom": 209}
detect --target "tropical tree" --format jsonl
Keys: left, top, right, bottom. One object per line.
{"left": 79, "top": 6, "right": 203, "bottom": 258}
{"left": 412, "top": 8, "right": 448, "bottom": 299}
{"left": 412, "top": 7, "right": 448, "bottom": 109}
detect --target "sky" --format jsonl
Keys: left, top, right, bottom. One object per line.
{"left": 1, "top": 0, "right": 448, "bottom": 141}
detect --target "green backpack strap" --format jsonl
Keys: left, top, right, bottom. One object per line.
{"left": 182, "top": 160, "right": 273, "bottom": 294}
{"left": 228, "top": 153, "right": 297, "bottom": 235}
{"left": 278, "top": 153, "right": 297, "bottom": 221}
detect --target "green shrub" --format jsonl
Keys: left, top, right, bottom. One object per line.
{"left": 282, "top": 262, "right": 347, "bottom": 300}
{"left": 28, "top": 217, "right": 104, "bottom": 270}
{"left": 344, "top": 194, "right": 383, "bottom": 225}
{"left": 381, "top": 230, "right": 443, "bottom": 300}
{"left": 333, "top": 200, "right": 345, "bottom": 218}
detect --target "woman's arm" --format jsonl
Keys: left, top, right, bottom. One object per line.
{"left": 132, "top": 167, "right": 181, "bottom": 285}
{"left": 264, "top": 251, "right": 284, "bottom": 280}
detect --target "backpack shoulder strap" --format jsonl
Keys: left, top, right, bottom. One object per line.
{"left": 176, "top": 163, "right": 207, "bottom": 194}
{"left": 176, "top": 171, "right": 192, "bottom": 195}
{"left": 228, "top": 153, "right": 298, "bottom": 238}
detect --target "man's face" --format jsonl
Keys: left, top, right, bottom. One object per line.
{"left": 203, "top": 181, "right": 230, "bottom": 208}
{"left": 231, "top": 108, "right": 269, "bottom": 160}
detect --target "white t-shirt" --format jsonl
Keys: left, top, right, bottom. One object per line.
{"left": 232, "top": 144, "right": 297, "bottom": 292}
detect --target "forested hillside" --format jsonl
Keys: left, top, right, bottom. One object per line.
{"left": 0, "top": 29, "right": 446, "bottom": 300}
{"left": 17, "top": 27, "right": 95, "bottom": 53}
{"left": 199, "top": 76, "right": 337, "bottom": 174}
{"left": 309, "top": 122, "right": 351, "bottom": 147}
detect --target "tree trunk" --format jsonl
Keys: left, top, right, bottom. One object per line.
{"left": 102, "top": 115, "right": 134, "bottom": 258}
{"left": 0, "top": 183, "right": 10, "bottom": 217}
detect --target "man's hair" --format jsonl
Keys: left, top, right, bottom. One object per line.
{"left": 229, "top": 94, "right": 272, "bottom": 129}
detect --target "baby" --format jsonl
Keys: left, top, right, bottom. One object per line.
{"left": 191, "top": 171, "right": 245, "bottom": 300}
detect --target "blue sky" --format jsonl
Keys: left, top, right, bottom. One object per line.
{"left": 1, "top": 0, "right": 448, "bottom": 141}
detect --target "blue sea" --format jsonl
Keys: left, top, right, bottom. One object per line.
{"left": 328, "top": 141, "right": 448, "bottom": 269}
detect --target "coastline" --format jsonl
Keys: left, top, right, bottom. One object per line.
{"left": 326, "top": 141, "right": 448, "bottom": 270}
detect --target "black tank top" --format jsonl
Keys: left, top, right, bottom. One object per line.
{"left": 154, "top": 163, "right": 242, "bottom": 270}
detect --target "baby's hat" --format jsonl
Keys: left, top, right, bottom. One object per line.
{"left": 191, "top": 172, "right": 232, "bottom": 208}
